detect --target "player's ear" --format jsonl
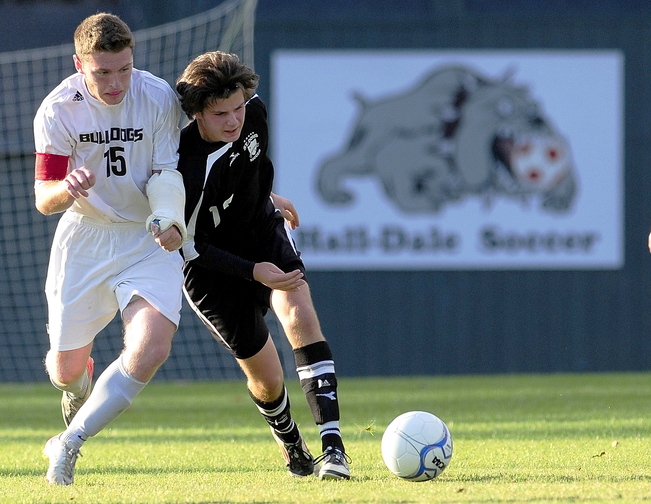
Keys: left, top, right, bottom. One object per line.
{"left": 73, "top": 54, "right": 83, "bottom": 73}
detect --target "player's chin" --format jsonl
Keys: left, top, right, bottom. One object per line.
{"left": 100, "top": 94, "right": 125, "bottom": 106}
{"left": 222, "top": 128, "right": 242, "bottom": 142}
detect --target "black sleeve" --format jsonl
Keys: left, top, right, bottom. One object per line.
{"left": 188, "top": 240, "right": 256, "bottom": 280}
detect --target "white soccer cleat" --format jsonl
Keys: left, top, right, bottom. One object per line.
{"left": 315, "top": 446, "right": 351, "bottom": 480}
{"left": 44, "top": 435, "right": 80, "bottom": 485}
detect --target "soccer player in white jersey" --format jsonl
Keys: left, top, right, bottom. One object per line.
{"left": 176, "top": 52, "right": 350, "bottom": 480}
{"left": 33, "top": 13, "right": 187, "bottom": 485}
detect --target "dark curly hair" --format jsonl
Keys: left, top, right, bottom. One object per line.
{"left": 176, "top": 51, "right": 259, "bottom": 119}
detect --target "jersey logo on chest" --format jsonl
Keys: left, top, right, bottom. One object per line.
{"left": 243, "top": 132, "right": 261, "bottom": 161}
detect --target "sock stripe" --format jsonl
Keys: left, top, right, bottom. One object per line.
{"left": 255, "top": 388, "right": 289, "bottom": 417}
{"left": 296, "top": 360, "right": 335, "bottom": 380}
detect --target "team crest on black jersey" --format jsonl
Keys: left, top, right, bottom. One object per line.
{"left": 243, "top": 132, "right": 261, "bottom": 162}
{"left": 72, "top": 91, "right": 84, "bottom": 102}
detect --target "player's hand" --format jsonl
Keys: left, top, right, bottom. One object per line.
{"left": 271, "top": 192, "right": 300, "bottom": 229}
{"left": 253, "top": 262, "right": 305, "bottom": 291}
{"left": 64, "top": 166, "right": 96, "bottom": 199}
{"left": 152, "top": 224, "right": 183, "bottom": 252}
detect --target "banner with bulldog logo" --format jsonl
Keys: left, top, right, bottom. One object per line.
{"left": 271, "top": 50, "right": 623, "bottom": 270}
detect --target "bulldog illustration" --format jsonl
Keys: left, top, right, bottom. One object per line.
{"left": 316, "top": 65, "right": 576, "bottom": 213}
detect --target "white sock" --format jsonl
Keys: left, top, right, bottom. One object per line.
{"left": 61, "top": 355, "right": 147, "bottom": 448}
{"left": 51, "top": 367, "right": 90, "bottom": 396}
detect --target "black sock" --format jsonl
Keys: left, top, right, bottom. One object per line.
{"left": 294, "top": 341, "right": 344, "bottom": 452}
{"left": 249, "top": 386, "right": 300, "bottom": 445}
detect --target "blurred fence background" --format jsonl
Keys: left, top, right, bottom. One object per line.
{"left": 1, "top": 0, "right": 650, "bottom": 382}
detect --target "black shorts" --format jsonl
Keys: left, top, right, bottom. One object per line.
{"left": 184, "top": 214, "right": 305, "bottom": 360}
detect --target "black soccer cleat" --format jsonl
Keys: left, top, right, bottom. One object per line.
{"left": 271, "top": 429, "right": 318, "bottom": 477}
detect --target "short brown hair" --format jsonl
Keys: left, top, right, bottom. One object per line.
{"left": 176, "top": 51, "right": 259, "bottom": 119}
{"left": 74, "top": 12, "right": 134, "bottom": 57}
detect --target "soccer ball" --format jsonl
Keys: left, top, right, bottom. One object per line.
{"left": 381, "top": 410, "right": 453, "bottom": 481}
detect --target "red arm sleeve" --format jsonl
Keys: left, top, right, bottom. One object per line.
{"left": 35, "top": 153, "right": 69, "bottom": 181}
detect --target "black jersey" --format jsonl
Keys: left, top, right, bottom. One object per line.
{"left": 179, "top": 96, "right": 305, "bottom": 358}
{"left": 178, "top": 96, "right": 280, "bottom": 280}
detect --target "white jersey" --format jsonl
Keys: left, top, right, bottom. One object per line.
{"left": 34, "top": 68, "right": 181, "bottom": 223}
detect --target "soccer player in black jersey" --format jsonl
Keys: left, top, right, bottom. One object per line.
{"left": 175, "top": 51, "right": 350, "bottom": 480}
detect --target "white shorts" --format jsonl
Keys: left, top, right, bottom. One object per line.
{"left": 45, "top": 211, "right": 184, "bottom": 352}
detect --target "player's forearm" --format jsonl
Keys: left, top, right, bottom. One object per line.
{"left": 34, "top": 181, "right": 76, "bottom": 215}
{"left": 187, "top": 240, "right": 255, "bottom": 280}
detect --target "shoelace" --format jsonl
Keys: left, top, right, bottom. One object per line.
{"left": 314, "top": 447, "right": 351, "bottom": 466}
{"left": 53, "top": 444, "right": 81, "bottom": 482}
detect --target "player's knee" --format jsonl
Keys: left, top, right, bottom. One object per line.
{"left": 45, "top": 354, "right": 85, "bottom": 390}
{"left": 247, "top": 374, "right": 284, "bottom": 402}
{"left": 144, "top": 340, "right": 172, "bottom": 368}
{"left": 125, "top": 336, "right": 172, "bottom": 374}
{"left": 283, "top": 303, "right": 320, "bottom": 332}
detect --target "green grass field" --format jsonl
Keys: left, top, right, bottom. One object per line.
{"left": 1, "top": 373, "right": 650, "bottom": 503}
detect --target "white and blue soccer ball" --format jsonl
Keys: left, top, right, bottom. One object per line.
{"left": 381, "top": 410, "right": 453, "bottom": 481}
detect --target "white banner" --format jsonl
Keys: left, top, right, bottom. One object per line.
{"left": 271, "top": 50, "right": 624, "bottom": 270}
